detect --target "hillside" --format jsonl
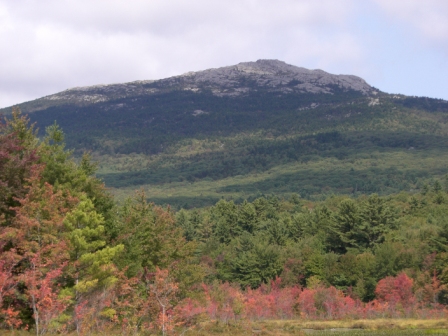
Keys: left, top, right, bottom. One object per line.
{"left": 4, "top": 110, "right": 448, "bottom": 334}
{"left": 3, "top": 59, "right": 448, "bottom": 207}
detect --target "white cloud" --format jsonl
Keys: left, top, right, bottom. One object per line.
{"left": 0, "top": 0, "right": 366, "bottom": 107}
{"left": 7, "top": 0, "right": 429, "bottom": 107}
{"left": 373, "top": 0, "right": 448, "bottom": 45}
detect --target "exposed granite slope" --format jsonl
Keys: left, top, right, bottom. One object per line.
{"left": 175, "top": 59, "right": 373, "bottom": 96}
{"left": 4, "top": 60, "right": 376, "bottom": 114}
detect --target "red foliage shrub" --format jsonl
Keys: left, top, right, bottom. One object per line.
{"left": 298, "top": 285, "right": 359, "bottom": 320}
{"left": 375, "top": 272, "right": 414, "bottom": 306}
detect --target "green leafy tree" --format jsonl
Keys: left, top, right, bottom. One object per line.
{"left": 176, "top": 209, "right": 195, "bottom": 241}
{"left": 38, "top": 123, "right": 117, "bottom": 241}
{"left": 433, "top": 180, "right": 442, "bottom": 193}
{"left": 211, "top": 200, "right": 240, "bottom": 244}
{"left": 328, "top": 199, "right": 362, "bottom": 253}
{"left": 358, "top": 194, "right": 397, "bottom": 249}
{"left": 221, "top": 233, "right": 282, "bottom": 288}
{"left": 116, "top": 191, "right": 202, "bottom": 296}
{"left": 63, "top": 196, "right": 124, "bottom": 333}
{"left": 237, "top": 200, "right": 258, "bottom": 233}
{"left": 266, "top": 215, "right": 289, "bottom": 246}
{"left": 0, "top": 109, "right": 40, "bottom": 223}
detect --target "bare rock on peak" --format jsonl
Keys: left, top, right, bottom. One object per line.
{"left": 4, "top": 60, "right": 375, "bottom": 114}
{"left": 175, "top": 59, "right": 373, "bottom": 96}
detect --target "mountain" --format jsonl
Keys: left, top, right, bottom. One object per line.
{"left": 5, "top": 60, "right": 375, "bottom": 113}
{"left": 3, "top": 60, "right": 448, "bottom": 207}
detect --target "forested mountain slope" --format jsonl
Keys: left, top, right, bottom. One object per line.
{"left": 3, "top": 60, "right": 448, "bottom": 207}
{"left": 3, "top": 107, "right": 448, "bottom": 334}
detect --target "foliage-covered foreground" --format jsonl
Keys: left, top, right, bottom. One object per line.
{"left": 2, "top": 110, "right": 448, "bottom": 335}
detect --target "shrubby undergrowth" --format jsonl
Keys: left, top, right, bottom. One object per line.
{"left": 2, "top": 110, "right": 448, "bottom": 335}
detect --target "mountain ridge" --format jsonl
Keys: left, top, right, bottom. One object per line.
{"left": 2, "top": 59, "right": 377, "bottom": 114}
{"left": 2, "top": 60, "right": 448, "bottom": 207}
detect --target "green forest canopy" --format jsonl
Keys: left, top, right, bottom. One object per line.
{"left": 2, "top": 110, "right": 448, "bottom": 334}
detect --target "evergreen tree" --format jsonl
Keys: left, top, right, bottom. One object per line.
{"left": 63, "top": 196, "right": 124, "bottom": 333}
{"left": 222, "top": 233, "right": 282, "bottom": 288}
{"left": 0, "top": 109, "right": 40, "bottom": 223}
{"left": 116, "top": 191, "right": 202, "bottom": 296}
{"left": 359, "top": 194, "right": 397, "bottom": 249}
{"left": 329, "top": 198, "right": 362, "bottom": 253}
{"left": 211, "top": 200, "right": 239, "bottom": 244}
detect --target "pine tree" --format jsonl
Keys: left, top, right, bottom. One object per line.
{"left": 359, "top": 194, "right": 397, "bottom": 249}
{"left": 116, "top": 191, "right": 201, "bottom": 297}
{"left": 0, "top": 109, "right": 40, "bottom": 223}
{"left": 211, "top": 200, "right": 240, "bottom": 244}
{"left": 63, "top": 196, "right": 123, "bottom": 334}
{"left": 329, "top": 198, "right": 362, "bottom": 253}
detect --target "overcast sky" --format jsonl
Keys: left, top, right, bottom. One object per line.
{"left": 0, "top": 0, "right": 447, "bottom": 108}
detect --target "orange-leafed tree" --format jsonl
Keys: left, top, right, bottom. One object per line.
{"left": 375, "top": 272, "right": 415, "bottom": 317}
{"left": 147, "top": 267, "right": 179, "bottom": 336}
{"left": 3, "top": 168, "right": 75, "bottom": 335}
{"left": 0, "top": 255, "right": 22, "bottom": 329}
{"left": 375, "top": 272, "right": 414, "bottom": 306}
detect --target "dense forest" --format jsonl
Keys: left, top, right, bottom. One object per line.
{"left": 2, "top": 110, "right": 448, "bottom": 335}
{"left": 3, "top": 60, "right": 448, "bottom": 210}
{"left": 13, "top": 88, "right": 447, "bottom": 208}
{"left": 0, "top": 59, "right": 444, "bottom": 210}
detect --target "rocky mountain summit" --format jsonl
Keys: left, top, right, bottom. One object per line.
{"left": 176, "top": 59, "right": 374, "bottom": 96}
{"left": 2, "top": 59, "right": 448, "bottom": 207}
{"left": 5, "top": 60, "right": 376, "bottom": 114}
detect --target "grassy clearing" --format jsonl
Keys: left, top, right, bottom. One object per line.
{"left": 105, "top": 148, "right": 448, "bottom": 207}
{"left": 187, "top": 319, "right": 448, "bottom": 335}
{"left": 301, "top": 331, "right": 448, "bottom": 335}
{"left": 2, "top": 319, "right": 448, "bottom": 335}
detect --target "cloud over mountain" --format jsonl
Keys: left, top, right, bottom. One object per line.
{"left": 0, "top": 0, "right": 447, "bottom": 108}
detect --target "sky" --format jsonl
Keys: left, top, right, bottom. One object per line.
{"left": 0, "top": 0, "right": 447, "bottom": 108}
